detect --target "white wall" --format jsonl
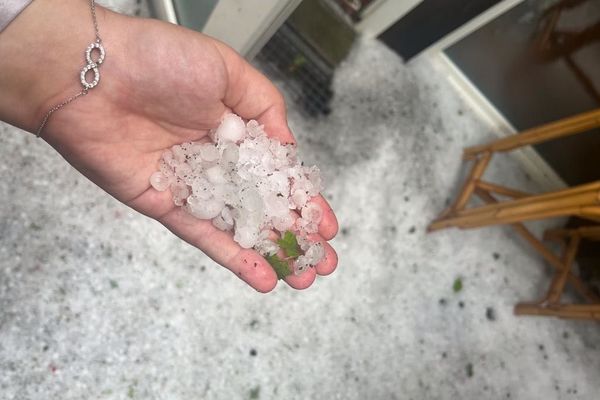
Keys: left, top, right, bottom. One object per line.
{"left": 202, "top": 0, "right": 302, "bottom": 58}
{"left": 356, "top": 0, "right": 423, "bottom": 37}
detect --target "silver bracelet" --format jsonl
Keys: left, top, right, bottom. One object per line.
{"left": 36, "top": 0, "right": 105, "bottom": 137}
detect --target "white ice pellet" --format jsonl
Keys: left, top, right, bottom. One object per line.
{"left": 205, "top": 165, "right": 227, "bottom": 184}
{"left": 296, "top": 217, "right": 318, "bottom": 234}
{"left": 171, "top": 145, "right": 186, "bottom": 163}
{"left": 246, "top": 120, "right": 264, "bottom": 138}
{"left": 212, "top": 214, "right": 233, "bottom": 231}
{"left": 216, "top": 114, "right": 246, "bottom": 143}
{"left": 149, "top": 171, "right": 171, "bottom": 192}
{"left": 294, "top": 255, "right": 311, "bottom": 275}
{"left": 221, "top": 144, "right": 239, "bottom": 165}
{"left": 273, "top": 215, "right": 295, "bottom": 232}
{"left": 221, "top": 207, "right": 234, "bottom": 226}
{"left": 305, "top": 242, "right": 325, "bottom": 264}
{"left": 175, "top": 163, "right": 192, "bottom": 179}
{"left": 307, "top": 166, "right": 323, "bottom": 195}
{"left": 191, "top": 177, "right": 212, "bottom": 200}
{"left": 187, "top": 196, "right": 224, "bottom": 219}
{"left": 234, "top": 226, "right": 259, "bottom": 249}
{"left": 171, "top": 183, "right": 190, "bottom": 206}
{"left": 162, "top": 149, "right": 174, "bottom": 165}
{"left": 291, "top": 190, "right": 309, "bottom": 209}
{"left": 263, "top": 193, "right": 289, "bottom": 218}
{"left": 150, "top": 112, "right": 327, "bottom": 267}
{"left": 199, "top": 143, "right": 220, "bottom": 162}
{"left": 297, "top": 235, "right": 311, "bottom": 252}
{"left": 255, "top": 239, "right": 279, "bottom": 256}
{"left": 241, "top": 189, "right": 263, "bottom": 212}
{"left": 301, "top": 203, "right": 323, "bottom": 225}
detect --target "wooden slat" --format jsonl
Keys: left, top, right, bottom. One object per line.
{"left": 430, "top": 186, "right": 600, "bottom": 230}
{"left": 475, "top": 180, "right": 530, "bottom": 199}
{"left": 474, "top": 189, "right": 600, "bottom": 304}
{"left": 545, "top": 235, "right": 580, "bottom": 305}
{"left": 514, "top": 303, "right": 600, "bottom": 320}
{"left": 464, "top": 108, "right": 600, "bottom": 158}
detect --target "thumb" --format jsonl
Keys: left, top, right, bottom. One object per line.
{"left": 213, "top": 40, "right": 296, "bottom": 145}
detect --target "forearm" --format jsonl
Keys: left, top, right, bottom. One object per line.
{"left": 0, "top": 0, "right": 113, "bottom": 133}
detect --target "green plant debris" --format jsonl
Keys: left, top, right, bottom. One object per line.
{"left": 289, "top": 54, "right": 307, "bottom": 73}
{"left": 109, "top": 279, "right": 119, "bottom": 289}
{"left": 277, "top": 231, "right": 301, "bottom": 259}
{"left": 249, "top": 386, "right": 260, "bottom": 399}
{"left": 267, "top": 231, "right": 302, "bottom": 279}
{"left": 266, "top": 254, "right": 291, "bottom": 280}
{"left": 453, "top": 278, "right": 463, "bottom": 293}
{"left": 127, "top": 386, "right": 134, "bottom": 398}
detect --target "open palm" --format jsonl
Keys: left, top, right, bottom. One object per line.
{"left": 40, "top": 9, "right": 338, "bottom": 292}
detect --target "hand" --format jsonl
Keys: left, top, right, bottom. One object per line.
{"left": 0, "top": 0, "right": 338, "bottom": 292}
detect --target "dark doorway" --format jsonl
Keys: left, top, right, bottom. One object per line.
{"left": 445, "top": 0, "right": 600, "bottom": 186}
{"left": 378, "top": 0, "right": 501, "bottom": 61}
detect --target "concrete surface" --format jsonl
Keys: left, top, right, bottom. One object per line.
{"left": 1, "top": 1, "right": 599, "bottom": 399}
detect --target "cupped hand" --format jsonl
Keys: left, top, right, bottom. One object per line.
{"left": 0, "top": 1, "right": 338, "bottom": 292}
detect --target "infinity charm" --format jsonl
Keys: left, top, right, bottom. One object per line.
{"left": 80, "top": 41, "right": 105, "bottom": 90}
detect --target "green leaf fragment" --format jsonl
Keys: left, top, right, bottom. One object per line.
{"left": 453, "top": 278, "right": 463, "bottom": 293}
{"left": 266, "top": 254, "right": 292, "bottom": 280}
{"left": 249, "top": 386, "right": 260, "bottom": 399}
{"left": 277, "top": 231, "right": 301, "bottom": 259}
{"left": 265, "top": 231, "right": 301, "bottom": 279}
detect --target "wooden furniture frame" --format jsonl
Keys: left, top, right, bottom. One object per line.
{"left": 428, "top": 108, "right": 600, "bottom": 319}
{"left": 535, "top": 0, "right": 600, "bottom": 104}
{"left": 515, "top": 226, "right": 600, "bottom": 319}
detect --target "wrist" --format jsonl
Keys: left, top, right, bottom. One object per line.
{"left": 0, "top": 0, "right": 117, "bottom": 134}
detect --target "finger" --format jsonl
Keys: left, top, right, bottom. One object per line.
{"left": 158, "top": 207, "right": 278, "bottom": 293}
{"left": 214, "top": 41, "right": 296, "bottom": 145}
{"left": 284, "top": 265, "right": 317, "bottom": 289}
{"left": 281, "top": 232, "right": 337, "bottom": 285}
{"left": 131, "top": 184, "right": 336, "bottom": 289}
{"left": 310, "top": 195, "right": 339, "bottom": 240}
{"left": 307, "top": 233, "right": 338, "bottom": 276}
{"left": 280, "top": 210, "right": 338, "bottom": 288}
{"left": 252, "top": 223, "right": 325, "bottom": 289}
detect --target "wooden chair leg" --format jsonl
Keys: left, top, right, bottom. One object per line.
{"left": 543, "top": 235, "right": 581, "bottom": 305}
{"left": 514, "top": 304, "right": 600, "bottom": 320}
{"left": 464, "top": 108, "right": 600, "bottom": 159}
{"left": 545, "top": 225, "right": 600, "bottom": 241}
{"left": 513, "top": 229, "right": 600, "bottom": 320}
{"left": 474, "top": 180, "right": 530, "bottom": 198}
{"left": 509, "top": 224, "right": 599, "bottom": 304}
{"left": 434, "top": 152, "right": 492, "bottom": 221}
{"left": 474, "top": 189, "right": 600, "bottom": 304}
{"left": 429, "top": 182, "right": 600, "bottom": 231}
{"left": 428, "top": 109, "right": 600, "bottom": 320}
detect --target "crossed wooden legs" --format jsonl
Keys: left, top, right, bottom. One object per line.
{"left": 428, "top": 108, "right": 600, "bottom": 319}
{"left": 514, "top": 227, "right": 600, "bottom": 319}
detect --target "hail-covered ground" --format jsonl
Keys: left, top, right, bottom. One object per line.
{"left": 1, "top": 2, "right": 600, "bottom": 399}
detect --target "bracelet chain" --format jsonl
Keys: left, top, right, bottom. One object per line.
{"left": 35, "top": 0, "right": 103, "bottom": 138}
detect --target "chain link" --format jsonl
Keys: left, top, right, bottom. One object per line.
{"left": 90, "top": 0, "right": 102, "bottom": 43}
{"left": 36, "top": 0, "right": 102, "bottom": 137}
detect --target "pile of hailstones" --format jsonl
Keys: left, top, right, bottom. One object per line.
{"left": 150, "top": 114, "right": 325, "bottom": 275}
